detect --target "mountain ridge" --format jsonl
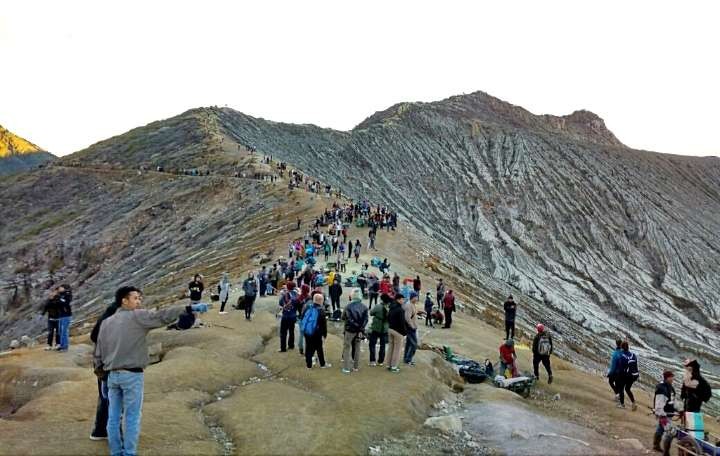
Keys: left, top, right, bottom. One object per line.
{"left": 0, "top": 124, "right": 55, "bottom": 176}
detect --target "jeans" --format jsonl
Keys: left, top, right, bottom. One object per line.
{"left": 505, "top": 320, "right": 515, "bottom": 340}
{"left": 368, "top": 331, "right": 387, "bottom": 364}
{"left": 280, "top": 318, "right": 296, "bottom": 351}
{"left": 107, "top": 371, "right": 144, "bottom": 456}
{"left": 47, "top": 319, "right": 60, "bottom": 346}
{"left": 425, "top": 310, "right": 433, "bottom": 326}
{"left": 92, "top": 378, "right": 109, "bottom": 437}
{"left": 533, "top": 354, "right": 553, "bottom": 379}
{"left": 387, "top": 329, "right": 404, "bottom": 368}
{"left": 58, "top": 316, "right": 72, "bottom": 350}
{"left": 342, "top": 331, "right": 360, "bottom": 370}
{"left": 403, "top": 328, "right": 418, "bottom": 363}
{"left": 305, "top": 334, "right": 326, "bottom": 368}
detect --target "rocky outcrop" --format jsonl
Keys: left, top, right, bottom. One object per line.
{"left": 0, "top": 124, "right": 55, "bottom": 176}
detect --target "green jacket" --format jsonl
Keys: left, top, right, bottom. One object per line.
{"left": 370, "top": 303, "right": 389, "bottom": 334}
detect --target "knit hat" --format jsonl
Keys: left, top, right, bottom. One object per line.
{"left": 536, "top": 323, "right": 545, "bottom": 333}
{"left": 663, "top": 370, "right": 675, "bottom": 380}
{"left": 286, "top": 281, "right": 296, "bottom": 291}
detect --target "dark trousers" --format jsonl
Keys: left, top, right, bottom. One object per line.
{"left": 505, "top": 320, "right": 515, "bottom": 340}
{"left": 608, "top": 374, "right": 619, "bottom": 394}
{"left": 305, "top": 334, "right": 326, "bottom": 368}
{"left": 220, "top": 298, "right": 228, "bottom": 312}
{"left": 47, "top": 319, "right": 60, "bottom": 346}
{"left": 259, "top": 281, "right": 266, "bottom": 297}
{"left": 533, "top": 354, "right": 553, "bottom": 378}
{"left": 280, "top": 318, "right": 296, "bottom": 351}
{"left": 368, "top": 331, "right": 387, "bottom": 363}
{"left": 425, "top": 311, "right": 433, "bottom": 326}
{"left": 91, "top": 378, "right": 109, "bottom": 437}
{"left": 369, "top": 293, "right": 378, "bottom": 306}
{"left": 330, "top": 296, "right": 340, "bottom": 311}
{"left": 404, "top": 328, "right": 418, "bottom": 363}
{"left": 617, "top": 376, "right": 636, "bottom": 405}
{"left": 444, "top": 308, "right": 453, "bottom": 328}
{"left": 244, "top": 295, "right": 256, "bottom": 319}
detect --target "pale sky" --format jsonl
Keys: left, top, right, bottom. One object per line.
{"left": 1, "top": 0, "right": 718, "bottom": 157}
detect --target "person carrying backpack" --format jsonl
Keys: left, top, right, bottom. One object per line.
{"left": 532, "top": 323, "right": 553, "bottom": 384}
{"left": 503, "top": 295, "right": 517, "bottom": 340}
{"left": 341, "top": 288, "right": 369, "bottom": 374}
{"left": 301, "top": 294, "right": 330, "bottom": 369}
{"left": 681, "top": 359, "right": 712, "bottom": 413}
{"left": 277, "top": 282, "right": 298, "bottom": 352}
{"left": 607, "top": 339, "right": 623, "bottom": 402}
{"left": 369, "top": 293, "right": 390, "bottom": 366}
{"left": 653, "top": 370, "right": 676, "bottom": 451}
{"left": 616, "top": 341, "right": 639, "bottom": 410}
{"left": 386, "top": 293, "right": 408, "bottom": 373}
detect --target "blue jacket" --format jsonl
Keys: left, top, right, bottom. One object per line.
{"left": 608, "top": 348, "right": 622, "bottom": 376}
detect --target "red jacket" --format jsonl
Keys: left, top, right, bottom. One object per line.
{"left": 379, "top": 280, "right": 393, "bottom": 295}
{"left": 499, "top": 344, "right": 515, "bottom": 364}
{"left": 443, "top": 293, "right": 455, "bottom": 310}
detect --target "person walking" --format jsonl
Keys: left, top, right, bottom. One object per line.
{"left": 57, "top": 284, "right": 73, "bottom": 351}
{"left": 442, "top": 290, "right": 455, "bottom": 329}
{"left": 653, "top": 370, "right": 677, "bottom": 452}
{"left": 188, "top": 274, "right": 204, "bottom": 305}
{"left": 403, "top": 292, "right": 419, "bottom": 366}
{"left": 424, "top": 292, "right": 434, "bottom": 327}
{"left": 242, "top": 273, "right": 258, "bottom": 320}
{"left": 616, "top": 341, "right": 639, "bottom": 410}
{"left": 301, "top": 294, "right": 330, "bottom": 369}
{"left": 94, "top": 286, "right": 208, "bottom": 456}
{"left": 532, "top": 324, "right": 554, "bottom": 384}
{"left": 278, "top": 282, "right": 298, "bottom": 352}
{"left": 503, "top": 295, "right": 517, "bottom": 340}
{"left": 386, "top": 293, "right": 407, "bottom": 373}
{"left": 88, "top": 296, "right": 121, "bottom": 441}
{"left": 353, "top": 241, "right": 361, "bottom": 263}
{"left": 341, "top": 288, "right": 368, "bottom": 374}
{"left": 607, "top": 339, "right": 623, "bottom": 402}
{"left": 329, "top": 278, "right": 343, "bottom": 312}
{"left": 368, "top": 294, "right": 390, "bottom": 366}
{"left": 218, "top": 273, "right": 231, "bottom": 314}
{"left": 41, "top": 288, "right": 62, "bottom": 350}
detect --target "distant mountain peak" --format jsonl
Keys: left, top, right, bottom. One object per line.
{"left": 0, "top": 124, "right": 45, "bottom": 158}
{"left": 356, "top": 90, "right": 625, "bottom": 147}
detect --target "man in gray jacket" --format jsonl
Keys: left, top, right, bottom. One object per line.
{"left": 94, "top": 286, "right": 208, "bottom": 456}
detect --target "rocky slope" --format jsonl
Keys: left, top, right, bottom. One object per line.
{"left": 0, "top": 124, "right": 55, "bottom": 175}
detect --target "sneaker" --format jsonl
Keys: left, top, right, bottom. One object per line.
{"left": 353, "top": 368, "right": 359, "bottom": 372}
{"left": 390, "top": 367, "right": 401, "bottom": 373}
{"left": 320, "top": 363, "right": 332, "bottom": 369}
{"left": 378, "top": 362, "right": 384, "bottom": 367}
{"left": 614, "top": 394, "right": 620, "bottom": 403}
{"left": 369, "top": 362, "right": 377, "bottom": 367}
{"left": 341, "top": 368, "right": 352, "bottom": 374}
{"left": 44, "top": 346, "right": 54, "bottom": 351}
{"left": 299, "top": 349, "right": 304, "bottom": 355}
{"left": 278, "top": 349, "right": 287, "bottom": 353}
{"left": 631, "top": 403, "right": 638, "bottom": 411}
{"left": 404, "top": 361, "right": 416, "bottom": 366}
{"left": 616, "top": 403, "right": 625, "bottom": 409}
{"left": 89, "top": 434, "right": 107, "bottom": 441}
{"left": 219, "top": 311, "right": 228, "bottom": 315}
{"left": 548, "top": 375, "right": 553, "bottom": 385}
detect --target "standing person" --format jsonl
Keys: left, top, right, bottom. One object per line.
{"left": 301, "top": 294, "right": 330, "bottom": 369}
{"left": 392, "top": 273, "right": 400, "bottom": 294}
{"left": 295, "top": 284, "right": 311, "bottom": 355}
{"left": 277, "top": 282, "right": 298, "bottom": 352}
{"left": 532, "top": 324, "right": 554, "bottom": 384}
{"left": 436, "top": 279, "right": 445, "bottom": 308}
{"left": 413, "top": 276, "right": 421, "bottom": 296}
{"left": 323, "top": 241, "right": 331, "bottom": 262}
{"left": 329, "top": 278, "right": 343, "bottom": 312}
{"left": 57, "top": 284, "right": 73, "bottom": 351}
{"left": 681, "top": 359, "right": 713, "bottom": 413}
{"left": 424, "top": 292, "right": 434, "bottom": 327}
{"left": 347, "top": 240, "right": 353, "bottom": 259}
{"left": 403, "top": 292, "right": 419, "bottom": 366}
{"left": 607, "top": 339, "right": 624, "bottom": 402}
{"left": 353, "top": 240, "right": 361, "bottom": 263}
{"left": 368, "top": 273, "right": 380, "bottom": 306}
{"left": 379, "top": 274, "right": 393, "bottom": 296}
{"left": 259, "top": 266, "right": 268, "bottom": 297}
{"left": 616, "top": 341, "right": 639, "bottom": 410}
{"left": 341, "top": 288, "right": 368, "bottom": 374}
{"left": 88, "top": 296, "right": 121, "bottom": 441}
{"left": 188, "top": 274, "right": 204, "bottom": 305}
{"left": 387, "top": 294, "right": 407, "bottom": 373}
{"left": 218, "top": 273, "right": 231, "bottom": 315}
{"left": 41, "top": 288, "right": 61, "bottom": 350}
{"left": 94, "top": 286, "right": 208, "bottom": 456}
{"left": 242, "top": 273, "right": 258, "bottom": 320}
{"left": 653, "top": 370, "right": 676, "bottom": 452}
{"left": 503, "top": 295, "right": 517, "bottom": 340}
{"left": 368, "top": 294, "right": 390, "bottom": 366}
{"left": 442, "top": 290, "right": 455, "bottom": 329}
